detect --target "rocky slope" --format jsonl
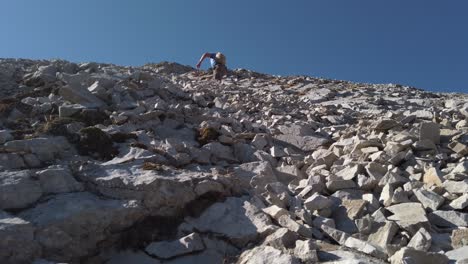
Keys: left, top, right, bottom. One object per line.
{"left": 0, "top": 58, "right": 467, "bottom": 264}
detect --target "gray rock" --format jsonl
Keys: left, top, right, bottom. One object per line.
{"left": 367, "top": 221, "right": 399, "bottom": 251}
{"left": 303, "top": 193, "right": 333, "bottom": 212}
{"left": 336, "top": 164, "right": 363, "bottom": 180}
{"left": 293, "top": 239, "right": 319, "bottom": 263}
{"left": 0, "top": 153, "right": 26, "bottom": 170}
{"left": 0, "top": 210, "right": 41, "bottom": 264}
{"left": 37, "top": 166, "right": 84, "bottom": 194}
{"left": 428, "top": 211, "right": 468, "bottom": 228}
{"left": 4, "top": 137, "right": 72, "bottom": 162}
{"left": 326, "top": 178, "right": 357, "bottom": 192}
{"left": 386, "top": 203, "right": 429, "bottom": 234}
{"left": 277, "top": 214, "right": 312, "bottom": 238}
{"left": 444, "top": 180, "right": 468, "bottom": 194}
{"left": 0, "top": 170, "right": 42, "bottom": 210}
{"left": 59, "top": 83, "right": 106, "bottom": 108}
{"left": 145, "top": 233, "right": 204, "bottom": 259}
{"left": 237, "top": 245, "right": 300, "bottom": 264}
{"left": 262, "top": 205, "right": 289, "bottom": 221}
{"left": 0, "top": 130, "right": 13, "bottom": 144}
{"left": 320, "top": 223, "right": 350, "bottom": 245}
{"left": 202, "top": 142, "right": 238, "bottom": 163}
{"left": 19, "top": 192, "right": 145, "bottom": 262}
{"left": 58, "top": 103, "right": 86, "bottom": 118}
{"left": 275, "top": 124, "right": 331, "bottom": 151}
{"left": 413, "top": 188, "right": 445, "bottom": 211}
{"left": 420, "top": 122, "right": 440, "bottom": 144}
{"left": 182, "top": 197, "right": 276, "bottom": 247}
{"left": 446, "top": 246, "right": 468, "bottom": 263}
{"left": 264, "top": 227, "right": 299, "bottom": 249}
{"left": 344, "top": 237, "right": 387, "bottom": 260}
{"left": 407, "top": 227, "right": 432, "bottom": 251}
{"left": 77, "top": 161, "right": 216, "bottom": 215}
{"left": 450, "top": 194, "right": 468, "bottom": 210}
{"left": 233, "top": 161, "right": 278, "bottom": 194}
{"left": 389, "top": 247, "right": 448, "bottom": 264}
{"left": 106, "top": 250, "right": 160, "bottom": 264}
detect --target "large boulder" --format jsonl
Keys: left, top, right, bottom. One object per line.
{"left": 4, "top": 137, "right": 72, "bottom": 162}
{"left": 237, "top": 245, "right": 300, "bottom": 264}
{"left": 181, "top": 197, "right": 276, "bottom": 247}
{"left": 76, "top": 161, "right": 227, "bottom": 215}
{"left": 0, "top": 210, "right": 41, "bottom": 264}
{"left": 0, "top": 170, "right": 42, "bottom": 210}
{"left": 19, "top": 192, "right": 145, "bottom": 262}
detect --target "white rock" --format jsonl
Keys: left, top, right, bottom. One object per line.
{"left": 413, "top": 188, "right": 445, "bottom": 211}
{"left": 293, "top": 239, "right": 319, "bottom": 262}
{"left": 237, "top": 245, "right": 300, "bottom": 264}
{"left": 450, "top": 194, "right": 468, "bottom": 209}
{"left": 19, "top": 192, "right": 144, "bottom": 262}
{"left": 4, "top": 137, "right": 72, "bottom": 162}
{"left": 407, "top": 227, "right": 432, "bottom": 251}
{"left": 303, "top": 193, "right": 333, "bottom": 212}
{"left": 344, "top": 236, "right": 387, "bottom": 260}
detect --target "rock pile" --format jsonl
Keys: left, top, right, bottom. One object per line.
{"left": 0, "top": 58, "right": 468, "bottom": 264}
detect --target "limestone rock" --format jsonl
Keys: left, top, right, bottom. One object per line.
{"left": 428, "top": 211, "right": 468, "bottom": 228}
{"left": 413, "top": 188, "right": 445, "bottom": 211}
{"left": 264, "top": 227, "right": 299, "bottom": 249}
{"left": 293, "top": 239, "right": 319, "bottom": 263}
{"left": 182, "top": 197, "right": 276, "bottom": 247}
{"left": 0, "top": 210, "right": 41, "bottom": 264}
{"left": 389, "top": 247, "right": 449, "bottom": 264}
{"left": 145, "top": 233, "right": 204, "bottom": 259}
{"left": 386, "top": 203, "right": 429, "bottom": 234}
{"left": 19, "top": 192, "right": 145, "bottom": 262}
{"left": 420, "top": 122, "right": 440, "bottom": 144}
{"left": 237, "top": 245, "right": 300, "bottom": 264}
{"left": 0, "top": 170, "right": 42, "bottom": 210}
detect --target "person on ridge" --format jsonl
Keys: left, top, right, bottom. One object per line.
{"left": 196, "top": 52, "right": 227, "bottom": 81}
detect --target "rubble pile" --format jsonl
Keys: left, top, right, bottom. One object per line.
{"left": 0, "top": 58, "right": 468, "bottom": 264}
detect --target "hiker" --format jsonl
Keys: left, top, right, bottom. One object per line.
{"left": 196, "top": 52, "right": 227, "bottom": 81}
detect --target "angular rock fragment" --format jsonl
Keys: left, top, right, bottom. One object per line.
{"left": 389, "top": 247, "right": 449, "bottom": 264}
{"left": 386, "top": 203, "right": 429, "bottom": 234}
{"left": 145, "top": 233, "right": 204, "bottom": 259}
{"left": 182, "top": 197, "right": 276, "bottom": 247}
{"left": 237, "top": 245, "right": 300, "bottom": 264}
{"left": 0, "top": 170, "right": 42, "bottom": 210}
{"left": 293, "top": 239, "right": 319, "bottom": 263}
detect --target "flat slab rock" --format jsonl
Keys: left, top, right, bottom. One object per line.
{"left": 19, "top": 192, "right": 145, "bottom": 262}
{"left": 0, "top": 170, "right": 42, "bottom": 210}
{"left": 237, "top": 245, "right": 300, "bottom": 264}
{"left": 180, "top": 196, "right": 276, "bottom": 247}
{"left": 0, "top": 210, "right": 41, "bottom": 264}
{"left": 145, "top": 233, "right": 204, "bottom": 259}
{"left": 77, "top": 161, "right": 226, "bottom": 214}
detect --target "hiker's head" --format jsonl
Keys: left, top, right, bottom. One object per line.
{"left": 215, "top": 52, "right": 226, "bottom": 65}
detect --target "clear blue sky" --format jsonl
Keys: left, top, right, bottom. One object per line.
{"left": 1, "top": 1, "right": 467, "bottom": 93}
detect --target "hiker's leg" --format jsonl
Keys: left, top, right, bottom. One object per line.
{"left": 213, "top": 65, "right": 222, "bottom": 80}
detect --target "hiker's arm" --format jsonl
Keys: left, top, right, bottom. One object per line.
{"left": 196, "top": 53, "right": 211, "bottom": 69}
